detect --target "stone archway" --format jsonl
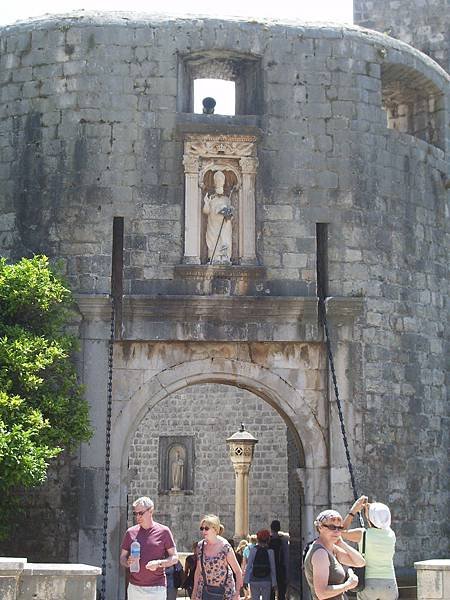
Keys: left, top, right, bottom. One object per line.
{"left": 110, "top": 356, "right": 328, "bottom": 599}
{"left": 113, "top": 357, "right": 327, "bottom": 473}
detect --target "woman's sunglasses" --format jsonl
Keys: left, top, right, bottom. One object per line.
{"left": 199, "top": 526, "right": 210, "bottom": 531}
{"left": 321, "top": 524, "right": 344, "bottom": 531}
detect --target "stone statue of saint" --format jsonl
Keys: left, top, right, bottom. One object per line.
{"left": 170, "top": 449, "right": 185, "bottom": 491}
{"left": 203, "top": 170, "right": 234, "bottom": 264}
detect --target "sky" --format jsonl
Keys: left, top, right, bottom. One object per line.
{"left": 0, "top": 0, "right": 353, "bottom": 28}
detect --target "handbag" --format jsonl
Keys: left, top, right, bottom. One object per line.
{"left": 352, "top": 530, "right": 366, "bottom": 593}
{"left": 200, "top": 542, "right": 228, "bottom": 600}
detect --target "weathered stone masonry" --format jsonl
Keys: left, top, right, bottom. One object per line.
{"left": 354, "top": 0, "right": 450, "bottom": 72}
{"left": 0, "top": 12, "right": 448, "bottom": 600}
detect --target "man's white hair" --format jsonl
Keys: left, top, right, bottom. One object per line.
{"left": 133, "top": 496, "right": 154, "bottom": 509}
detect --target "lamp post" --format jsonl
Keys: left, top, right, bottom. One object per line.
{"left": 226, "top": 423, "right": 258, "bottom": 540}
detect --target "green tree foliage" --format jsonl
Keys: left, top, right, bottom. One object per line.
{"left": 0, "top": 256, "right": 92, "bottom": 537}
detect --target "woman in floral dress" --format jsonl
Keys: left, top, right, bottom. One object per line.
{"left": 192, "top": 515, "right": 242, "bottom": 600}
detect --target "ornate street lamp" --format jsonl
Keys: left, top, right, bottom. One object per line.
{"left": 226, "top": 423, "right": 258, "bottom": 540}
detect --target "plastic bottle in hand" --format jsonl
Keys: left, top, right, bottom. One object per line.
{"left": 130, "top": 539, "right": 141, "bottom": 573}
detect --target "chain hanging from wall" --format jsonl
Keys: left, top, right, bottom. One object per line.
{"left": 100, "top": 297, "right": 115, "bottom": 600}
{"left": 318, "top": 295, "right": 364, "bottom": 527}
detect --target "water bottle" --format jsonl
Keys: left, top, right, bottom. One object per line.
{"left": 130, "top": 539, "right": 141, "bottom": 573}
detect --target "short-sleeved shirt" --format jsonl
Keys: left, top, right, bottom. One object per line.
{"left": 121, "top": 521, "right": 176, "bottom": 587}
{"left": 243, "top": 543, "right": 254, "bottom": 560}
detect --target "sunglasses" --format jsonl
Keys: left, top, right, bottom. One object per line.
{"left": 133, "top": 508, "right": 150, "bottom": 517}
{"left": 199, "top": 526, "right": 210, "bottom": 531}
{"left": 321, "top": 523, "right": 344, "bottom": 531}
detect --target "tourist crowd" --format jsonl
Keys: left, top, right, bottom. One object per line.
{"left": 121, "top": 495, "right": 397, "bottom": 600}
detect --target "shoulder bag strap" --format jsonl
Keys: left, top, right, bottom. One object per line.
{"left": 222, "top": 544, "right": 230, "bottom": 587}
{"left": 200, "top": 542, "right": 208, "bottom": 587}
{"left": 361, "top": 530, "right": 366, "bottom": 555}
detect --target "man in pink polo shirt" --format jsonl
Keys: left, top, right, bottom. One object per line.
{"left": 120, "top": 496, "right": 178, "bottom": 600}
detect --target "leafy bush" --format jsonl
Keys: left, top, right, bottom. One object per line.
{"left": 0, "top": 256, "right": 92, "bottom": 537}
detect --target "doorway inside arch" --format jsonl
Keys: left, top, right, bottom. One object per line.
{"left": 127, "top": 382, "right": 303, "bottom": 594}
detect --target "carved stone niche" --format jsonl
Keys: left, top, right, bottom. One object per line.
{"left": 182, "top": 134, "right": 258, "bottom": 266}
{"left": 159, "top": 436, "right": 194, "bottom": 494}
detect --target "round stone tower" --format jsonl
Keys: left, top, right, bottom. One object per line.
{"left": 0, "top": 13, "right": 448, "bottom": 600}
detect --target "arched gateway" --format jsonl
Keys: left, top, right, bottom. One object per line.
{"left": 110, "top": 355, "right": 328, "bottom": 600}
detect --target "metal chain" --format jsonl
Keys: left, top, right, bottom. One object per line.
{"left": 100, "top": 296, "right": 115, "bottom": 600}
{"left": 318, "top": 297, "right": 362, "bottom": 518}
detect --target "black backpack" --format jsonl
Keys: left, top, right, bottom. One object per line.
{"left": 301, "top": 539, "right": 315, "bottom": 569}
{"left": 252, "top": 547, "right": 271, "bottom": 579}
{"left": 173, "top": 563, "right": 183, "bottom": 589}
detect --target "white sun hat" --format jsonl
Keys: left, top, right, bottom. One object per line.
{"left": 369, "top": 502, "right": 391, "bottom": 529}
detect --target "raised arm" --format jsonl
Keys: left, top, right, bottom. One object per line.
{"left": 342, "top": 495, "right": 367, "bottom": 531}
{"left": 333, "top": 539, "right": 365, "bottom": 568}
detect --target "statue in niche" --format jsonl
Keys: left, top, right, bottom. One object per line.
{"left": 170, "top": 447, "right": 185, "bottom": 491}
{"left": 203, "top": 170, "right": 234, "bottom": 264}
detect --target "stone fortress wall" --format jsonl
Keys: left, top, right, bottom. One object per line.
{"left": 353, "top": 0, "right": 450, "bottom": 72}
{"left": 0, "top": 12, "right": 448, "bottom": 597}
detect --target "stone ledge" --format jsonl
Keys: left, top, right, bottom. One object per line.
{"left": 75, "top": 294, "right": 364, "bottom": 321}
{"left": 0, "top": 557, "right": 27, "bottom": 575}
{"left": 23, "top": 564, "right": 102, "bottom": 576}
{"left": 415, "top": 559, "right": 450, "bottom": 570}
{"left": 75, "top": 294, "right": 364, "bottom": 341}
{"left": 176, "top": 113, "right": 262, "bottom": 136}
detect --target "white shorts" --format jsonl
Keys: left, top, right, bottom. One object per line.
{"left": 357, "top": 579, "right": 398, "bottom": 600}
{"left": 128, "top": 584, "right": 167, "bottom": 600}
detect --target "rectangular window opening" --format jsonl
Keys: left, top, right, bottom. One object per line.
{"left": 193, "top": 79, "right": 236, "bottom": 115}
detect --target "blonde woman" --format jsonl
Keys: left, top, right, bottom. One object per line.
{"left": 192, "top": 515, "right": 243, "bottom": 600}
{"left": 236, "top": 539, "right": 248, "bottom": 569}
{"left": 304, "top": 509, "right": 365, "bottom": 600}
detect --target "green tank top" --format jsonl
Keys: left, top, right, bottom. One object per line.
{"left": 360, "top": 528, "right": 396, "bottom": 580}
{"left": 303, "top": 542, "right": 346, "bottom": 600}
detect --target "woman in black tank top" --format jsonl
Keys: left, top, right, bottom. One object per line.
{"left": 304, "top": 510, "right": 365, "bottom": 600}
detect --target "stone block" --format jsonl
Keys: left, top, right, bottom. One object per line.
{"left": 415, "top": 560, "right": 450, "bottom": 600}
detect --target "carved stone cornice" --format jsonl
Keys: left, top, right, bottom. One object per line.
{"left": 182, "top": 155, "right": 200, "bottom": 172}
{"left": 239, "top": 156, "right": 259, "bottom": 174}
{"left": 74, "top": 294, "right": 364, "bottom": 342}
{"left": 184, "top": 134, "right": 257, "bottom": 159}
{"left": 74, "top": 294, "right": 112, "bottom": 320}
{"left": 122, "top": 295, "right": 318, "bottom": 321}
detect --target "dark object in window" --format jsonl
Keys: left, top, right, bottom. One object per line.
{"left": 178, "top": 51, "right": 262, "bottom": 115}
{"left": 202, "top": 97, "right": 216, "bottom": 114}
